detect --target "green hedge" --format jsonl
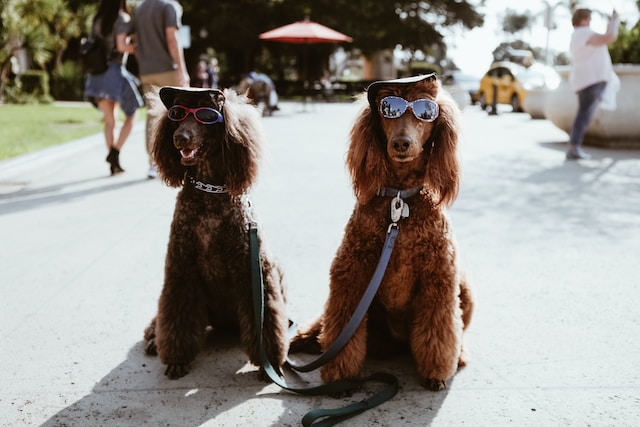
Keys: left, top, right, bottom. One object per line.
{"left": 51, "top": 60, "right": 86, "bottom": 101}
{"left": 4, "top": 70, "right": 53, "bottom": 104}
{"left": 609, "top": 23, "right": 640, "bottom": 65}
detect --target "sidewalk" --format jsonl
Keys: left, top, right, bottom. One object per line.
{"left": 1, "top": 101, "right": 639, "bottom": 426}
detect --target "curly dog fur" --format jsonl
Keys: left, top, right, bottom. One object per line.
{"left": 291, "top": 75, "right": 474, "bottom": 391}
{"left": 143, "top": 87, "right": 288, "bottom": 379}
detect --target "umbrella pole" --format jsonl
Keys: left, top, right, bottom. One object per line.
{"left": 302, "top": 43, "right": 310, "bottom": 112}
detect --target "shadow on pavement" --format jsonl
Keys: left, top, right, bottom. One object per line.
{"left": 0, "top": 177, "right": 152, "bottom": 216}
{"left": 458, "top": 142, "right": 640, "bottom": 241}
{"left": 39, "top": 331, "right": 453, "bottom": 426}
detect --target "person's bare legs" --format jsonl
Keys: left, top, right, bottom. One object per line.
{"left": 97, "top": 99, "right": 116, "bottom": 151}
{"left": 98, "top": 99, "right": 126, "bottom": 175}
{"left": 115, "top": 111, "right": 137, "bottom": 151}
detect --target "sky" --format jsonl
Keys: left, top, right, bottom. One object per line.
{"left": 447, "top": 0, "right": 640, "bottom": 76}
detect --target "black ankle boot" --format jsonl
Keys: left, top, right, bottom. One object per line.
{"left": 107, "top": 148, "right": 125, "bottom": 175}
{"left": 106, "top": 147, "right": 117, "bottom": 164}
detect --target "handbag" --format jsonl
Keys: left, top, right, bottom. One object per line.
{"left": 80, "top": 35, "right": 109, "bottom": 75}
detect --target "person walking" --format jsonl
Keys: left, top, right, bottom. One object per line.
{"left": 84, "top": 0, "right": 144, "bottom": 176}
{"left": 247, "top": 71, "right": 279, "bottom": 111}
{"left": 567, "top": 8, "right": 620, "bottom": 160}
{"left": 207, "top": 57, "right": 220, "bottom": 89}
{"left": 194, "top": 60, "right": 210, "bottom": 88}
{"left": 133, "top": 0, "right": 190, "bottom": 178}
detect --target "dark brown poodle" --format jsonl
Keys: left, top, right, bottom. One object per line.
{"left": 143, "top": 86, "right": 288, "bottom": 379}
{"left": 291, "top": 74, "right": 474, "bottom": 391}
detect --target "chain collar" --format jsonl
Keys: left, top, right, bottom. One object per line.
{"left": 187, "top": 176, "right": 228, "bottom": 194}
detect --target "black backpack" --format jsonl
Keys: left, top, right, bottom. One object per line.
{"left": 80, "top": 34, "right": 109, "bottom": 75}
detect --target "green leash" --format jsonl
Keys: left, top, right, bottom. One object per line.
{"left": 249, "top": 225, "right": 399, "bottom": 426}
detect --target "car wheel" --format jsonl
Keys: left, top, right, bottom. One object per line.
{"left": 511, "top": 94, "right": 521, "bottom": 112}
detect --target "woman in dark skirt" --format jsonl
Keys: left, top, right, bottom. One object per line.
{"left": 84, "top": 0, "right": 144, "bottom": 175}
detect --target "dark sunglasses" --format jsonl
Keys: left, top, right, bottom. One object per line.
{"left": 167, "top": 105, "right": 224, "bottom": 125}
{"left": 379, "top": 96, "right": 439, "bottom": 122}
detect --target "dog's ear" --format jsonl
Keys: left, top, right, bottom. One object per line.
{"left": 219, "top": 89, "right": 262, "bottom": 195}
{"left": 152, "top": 117, "right": 185, "bottom": 187}
{"left": 347, "top": 98, "right": 390, "bottom": 204}
{"left": 147, "top": 88, "right": 185, "bottom": 187}
{"left": 425, "top": 87, "right": 461, "bottom": 207}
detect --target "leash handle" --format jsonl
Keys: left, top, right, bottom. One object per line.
{"left": 249, "top": 225, "right": 399, "bottom": 426}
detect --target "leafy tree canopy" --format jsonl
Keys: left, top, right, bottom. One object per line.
{"left": 502, "top": 9, "right": 532, "bottom": 35}
{"left": 182, "top": 0, "right": 485, "bottom": 80}
{"left": 2, "top": 0, "right": 488, "bottom": 100}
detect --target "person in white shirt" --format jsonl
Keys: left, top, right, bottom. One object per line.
{"left": 567, "top": 8, "right": 619, "bottom": 160}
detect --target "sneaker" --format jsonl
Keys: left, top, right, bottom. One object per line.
{"left": 566, "top": 149, "right": 591, "bottom": 160}
{"left": 147, "top": 165, "right": 158, "bottom": 179}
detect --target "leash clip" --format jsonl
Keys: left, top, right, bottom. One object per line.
{"left": 244, "top": 195, "right": 258, "bottom": 229}
{"left": 387, "top": 222, "right": 398, "bottom": 234}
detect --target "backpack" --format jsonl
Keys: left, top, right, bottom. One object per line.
{"left": 80, "top": 35, "right": 109, "bottom": 75}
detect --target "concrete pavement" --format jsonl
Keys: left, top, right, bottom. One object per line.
{"left": 1, "top": 100, "right": 639, "bottom": 426}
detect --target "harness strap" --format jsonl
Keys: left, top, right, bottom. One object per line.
{"left": 250, "top": 225, "right": 399, "bottom": 426}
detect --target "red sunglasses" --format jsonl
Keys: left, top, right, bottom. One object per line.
{"left": 167, "top": 105, "right": 224, "bottom": 125}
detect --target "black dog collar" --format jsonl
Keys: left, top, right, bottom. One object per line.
{"left": 376, "top": 185, "right": 424, "bottom": 199}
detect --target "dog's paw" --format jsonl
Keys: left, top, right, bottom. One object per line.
{"left": 164, "top": 363, "right": 189, "bottom": 379}
{"left": 144, "top": 339, "right": 158, "bottom": 356}
{"left": 143, "top": 319, "right": 156, "bottom": 342}
{"left": 289, "top": 334, "right": 322, "bottom": 354}
{"left": 421, "top": 377, "right": 447, "bottom": 391}
{"left": 458, "top": 345, "right": 470, "bottom": 368}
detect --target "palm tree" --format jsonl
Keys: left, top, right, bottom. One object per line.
{"left": 0, "top": 0, "right": 85, "bottom": 102}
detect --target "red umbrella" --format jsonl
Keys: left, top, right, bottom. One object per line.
{"left": 259, "top": 19, "right": 353, "bottom": 44}
{"left": 259, "top": 19, "right": 352, "bottom": 106}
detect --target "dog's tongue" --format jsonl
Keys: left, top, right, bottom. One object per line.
{"left": 180, "top": 147, "right": 198, "bottom": 160}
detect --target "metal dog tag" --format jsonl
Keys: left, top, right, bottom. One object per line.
{"left": 391, "top": 197, "right": 403, "bottom": 223}
{"left": 402, "top": 203, "right": 409, "bottom": 218}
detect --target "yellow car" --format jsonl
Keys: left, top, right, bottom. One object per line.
{"left": 476, "top": 61, "right": 560, "bottom": 112}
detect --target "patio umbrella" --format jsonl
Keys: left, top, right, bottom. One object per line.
{"left": 259, "top": 18, "right": 353, "bottom": 44}
{"left": 259, "top": 18, "right": 352, "bottom": 102}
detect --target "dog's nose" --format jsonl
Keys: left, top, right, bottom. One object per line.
{"left": 173, "top": 131, "right": 191, "bottom": 147}
{"left": 392, "top": 136, "right": 411, "bottom": 152}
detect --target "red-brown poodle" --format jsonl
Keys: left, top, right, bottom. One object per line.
{"left": 291, "top": 74, "right": 474, "bottom": 391}
{"left": 143, "top": 87, "right": 288, "bottom": 379}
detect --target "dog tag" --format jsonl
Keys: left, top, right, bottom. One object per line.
{"left": 391, "top": 197, "right": 403, "bottom": 223}
{"left": 401, "top": 203, "right": 409, "bottom": 218}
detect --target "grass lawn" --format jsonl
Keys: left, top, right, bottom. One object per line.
{"left": 0, "top": 103, "right": 146, "bottom": 161}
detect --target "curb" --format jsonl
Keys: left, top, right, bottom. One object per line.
{"left": 0, "top": 122, "right": 145, "bottom": 177}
